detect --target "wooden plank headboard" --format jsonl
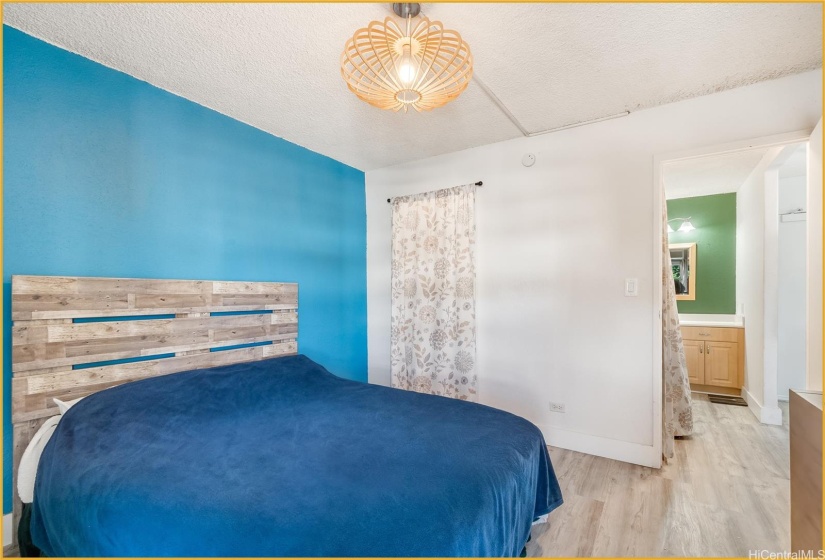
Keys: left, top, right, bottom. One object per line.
{"left": 9, "top": 275, "right": 299, "bottom": 548}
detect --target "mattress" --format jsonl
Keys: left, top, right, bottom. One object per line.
{"left": 30, "top": 354, "right": 562, "bottom": 556}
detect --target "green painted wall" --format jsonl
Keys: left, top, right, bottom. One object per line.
{"left": 667, "top": 193, "right": 737, "bottom": 314}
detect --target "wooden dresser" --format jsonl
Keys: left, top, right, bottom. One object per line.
{"left": 681, "top": 325, "right": 744, "bottom": 396}
{"left": 790, "top": 390, "right": 823, "bottom": 555}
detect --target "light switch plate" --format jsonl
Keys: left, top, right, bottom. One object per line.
{"left": 625, "top": 278, "right": 639, "bottom": 297}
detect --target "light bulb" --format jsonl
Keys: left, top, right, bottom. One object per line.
{"left": 398, "top": 43, "right": 416, "bottom": 85}
{"left": 398, "top": 61, "right": 416, "bottom": 84}
{"left": 678, "top": 221, "right": 695, "bottom": 233}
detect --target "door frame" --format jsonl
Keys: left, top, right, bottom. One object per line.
{"left": 652, "top": 129, "right": 812, "bottom": 450}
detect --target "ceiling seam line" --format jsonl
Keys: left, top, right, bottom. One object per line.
{"left": 472, "top": 73, "right": 531, "bottom": 137}
{"left": 473, "top": 74, "right": 631, "bottom": 138}
{"left": 418, "top": 5, "right": 527, "bottom": 136}
{"left": 527, "top": 111, "right": 632, "bottom": 137}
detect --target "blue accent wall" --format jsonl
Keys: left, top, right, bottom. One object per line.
{"left": 2, "top": 27, "right": 367, "bottom": 513}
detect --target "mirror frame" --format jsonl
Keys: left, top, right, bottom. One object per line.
{"left": 669, "top": 242, "right": 697, "bottom": 301}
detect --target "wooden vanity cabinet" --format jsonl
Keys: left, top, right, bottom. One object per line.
{"left": 683, "top": 339, "right": 705, "bottom": 385}
{"left": 680, "top": 326, "right": 744, "bottom": 395}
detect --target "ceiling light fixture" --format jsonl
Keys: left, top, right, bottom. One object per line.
{"left": 341, "top": 3, "right": 473, "bottom": 112}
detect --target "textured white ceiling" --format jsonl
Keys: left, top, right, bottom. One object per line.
{"left": 4, "top": 3, "right": 822, "bottom": 170}
{"left": 664, "top": 148, "right": 770, "bottom": 200}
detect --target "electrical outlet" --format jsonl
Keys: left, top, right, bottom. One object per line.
{"left": 549, "top": 402, "right": 566, "bottom": 413}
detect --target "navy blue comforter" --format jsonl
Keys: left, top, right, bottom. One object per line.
{"left": 31, "top": 354, "right": 562, "bottom": 557}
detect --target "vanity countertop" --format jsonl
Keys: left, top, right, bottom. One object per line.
{"left": 678, "top": 315, "right": 744, "bottom": 328}
{"left": 679, "top": 320, "right": 744, "bottom": 328}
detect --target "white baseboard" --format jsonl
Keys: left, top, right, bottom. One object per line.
{"left": 3, "top": 512, "right": 11, "bottom": 547}
{"left": 744, "top": 388, "right": 783, "bottom": 425}
{"left": 535, "top": 423, "right": 660, "bottom": 468}
{"left": 761, "top": 406, "right": 783, "bottom": 425}
{"left": 744, "top": 387, "right": 762, "bottom": 421}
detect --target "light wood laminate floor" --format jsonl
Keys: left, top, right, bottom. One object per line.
{"left": 528, "top": 393, "right": 790, "bottom": 557}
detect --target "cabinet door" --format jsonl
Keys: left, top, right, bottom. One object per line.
{"left": 683, "top": 340, "right": 705, "bottom": 385}
{"left": 705, "top": 342, "right": 740, "bottom": 388}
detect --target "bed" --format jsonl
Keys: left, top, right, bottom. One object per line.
{"left": 11, "top": 275, "right": 562, "bottom": 557}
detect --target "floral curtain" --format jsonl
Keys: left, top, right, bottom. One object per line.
{"left": 390, "top": 185, "right": 477, "bottom": 401}
{"left": 662, "top": 193, "right": 694, "bottom": 460}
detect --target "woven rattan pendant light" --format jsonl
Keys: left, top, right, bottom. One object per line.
{"left": 341, "top": 3, "right": 473, "bottom": 112}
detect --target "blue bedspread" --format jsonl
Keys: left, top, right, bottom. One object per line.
{"left": 31, "top": 354, "right": 562, "bottom": 557}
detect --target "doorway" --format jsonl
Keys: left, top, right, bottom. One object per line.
{"left": 653, "top": 129, "right": 816, "bottom": 431}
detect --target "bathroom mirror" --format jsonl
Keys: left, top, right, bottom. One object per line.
{"left": 669, "top": 243, "right": 696, "bottom": 301}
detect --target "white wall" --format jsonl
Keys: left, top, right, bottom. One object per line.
{"left": 777, "top": 174, "right": 807, "bottom": 401}
{"left": 807, "top": 119, "right": 823, "bottom": 392}
{"left": 761, "top": 165, "right": 782, "bottom": 423}
{"left": 366, "top": 70, "right": 822, "bottom": 467}
{"left": 738, "top": 143, "right": 807, "bottom": 423}
{"left": 736, "top": 149, "right": 784, "bottom": 422}
{"left": 736, "top": 160, "right": 764, "bottom": 404}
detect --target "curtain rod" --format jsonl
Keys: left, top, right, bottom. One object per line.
{"left": 387, "top": 181, "right": 483, "bottom": 203}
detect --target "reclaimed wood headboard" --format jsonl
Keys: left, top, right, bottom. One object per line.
{"left": 9, "top": 275, "right": 298, "bottom": 547}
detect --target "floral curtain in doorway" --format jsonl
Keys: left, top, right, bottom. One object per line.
{"left": 390, "top": 185, "right": 477, "bottom": 401}
{"left": 662, "top": 194, "right": 694, "bottom": 460}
